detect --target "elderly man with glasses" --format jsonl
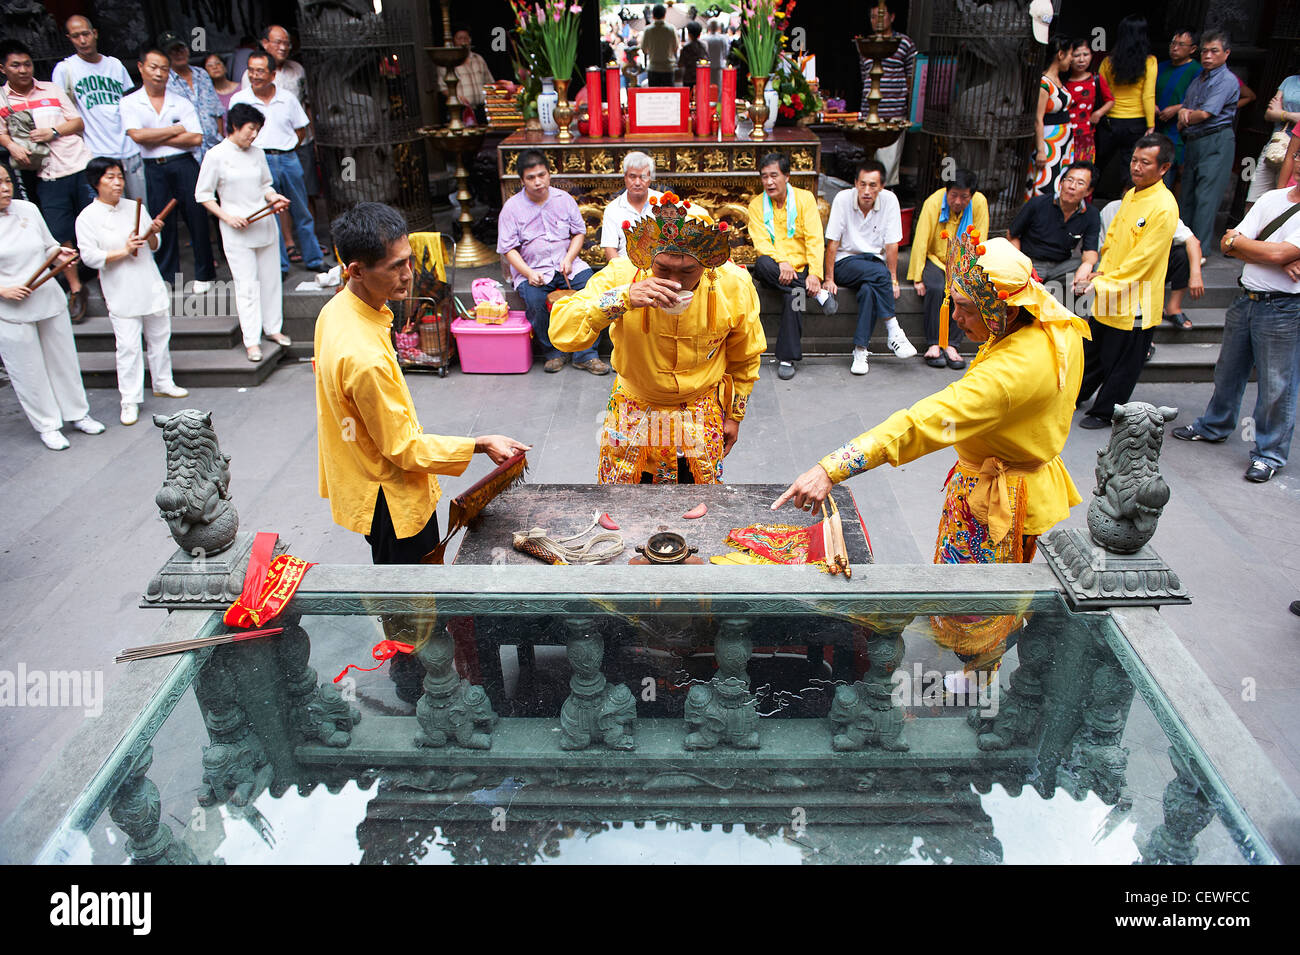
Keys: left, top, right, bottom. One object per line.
{"left": 601, "top": 152, "right": 663, "bottom": 261}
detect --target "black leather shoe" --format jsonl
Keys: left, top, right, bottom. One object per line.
{"left": 777, "top": 361, "right": 796, "bottom": 380}
{"left": 925, "top": 354, "right": 947, "bottom": 368}
{"left": 1289, "top": 600, "right": 1300, "bottom": 617}
{"left": 1079, "top": 415, "right": 1111, "bottom": 430}
{"left": 1244, "top": 461, "right": 1276, "bottom": 483}
{"left": 1171, "top": 425, "right": 1225, "bottom": 443}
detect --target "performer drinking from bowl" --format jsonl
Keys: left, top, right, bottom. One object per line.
{"left": 550, "top": 191, "right": 766, "bottom": 484}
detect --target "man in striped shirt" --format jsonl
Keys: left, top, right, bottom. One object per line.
{"left": 857, "top": 2, "right": 916, "bottom": 187}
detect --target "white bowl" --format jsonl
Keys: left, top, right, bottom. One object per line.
{"left": 660, "top": 290, "right": 694, "bottom": 315}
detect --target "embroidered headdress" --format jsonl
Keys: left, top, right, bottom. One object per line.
{"left": 622, "top": 191, "right": 731, "bottom": 332}
{"left": 939, "top": 230, "right": 1090, "bottom": 389}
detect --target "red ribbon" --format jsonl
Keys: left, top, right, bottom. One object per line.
{"left": 333, "top": 640, "right": 415, "bottom": 683}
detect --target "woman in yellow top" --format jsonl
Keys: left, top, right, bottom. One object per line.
{"left": 906, "top": 168, "right": 988, "bottom": 370}
{"left": 775, "top": 232, "right": 1090, "bottom": 673}
{"left": 1097, "top": 15, "right": 1157, "bottom": 197}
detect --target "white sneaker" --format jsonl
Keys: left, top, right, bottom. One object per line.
{"left": 120, "top": 402, "right": 139, "bottom": 426}
{"left": 72, "top": 416, "right": 106, "bottom": 435}
{"left": 152, "top": 382, "right": 189, "bottom": 398}
{"left": 191, "top": 280, "right": 213, "bottom": 294}
{"left": 887, "top": 327, "right": 918, "bottom": 359}
{"left": 850, "top": 347, "right": 870, "bottom": 376}
{"left": 40, "top": 430, "right": 70, "bottom": 451}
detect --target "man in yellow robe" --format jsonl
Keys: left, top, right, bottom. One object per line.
{"left": 550, "top": 191, "right": 766, "bottom": 484}
{"left": 775, "top": 230, "right": 1090, "bottom": 672}
{"left": 315, "top": 201, "right": 528, "bottom": 564}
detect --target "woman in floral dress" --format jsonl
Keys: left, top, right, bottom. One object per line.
{"left": 1028, "top": 38, "right": 1075, "bottom": 198}
{"left": 1064, "top": 39, "right": 1113, "bottom": 163}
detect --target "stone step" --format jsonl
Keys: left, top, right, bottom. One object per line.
{"left": 1151, "top": 307, "right": 1224, "bottom": 345}
{"left": 78, "top": 342, "right": 287, "bottom": 389}
{"left": 72, "top": 314, "right": 242, "bottom": 353}
{"left": 1137, "top": 341, "right": 1226, "bottom": 383}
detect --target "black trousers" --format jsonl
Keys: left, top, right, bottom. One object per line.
{"left": 1166, "top": 243, "right": 1190, "bottom": 292}
{"left": 1096, "top": 117, "right": 1148, "bottom": 200}
{"left": 1077, "top": 318, "right": 1155, "bottom": 420}
{"left": 647, "top": 71, "right": 674, "bottom": 86}
{"left": 144, "top": 154, "right": 216, "bottom": 283}
{"left": 366, "top": 487, "right": 441, "bottom": 565}
{"left": 752, "top": 254, "right": 809, "bottom": 361}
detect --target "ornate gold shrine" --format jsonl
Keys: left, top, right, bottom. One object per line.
{"left": 497, "top": 129, "right": 824, "bottom": 268}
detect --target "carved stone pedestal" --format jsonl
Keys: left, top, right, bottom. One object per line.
{"left": 973, "top": 625, "right": 1048, "bottom": 751}
{"left": 276, "top": 620, "right": 361, "bottom": 748}
{"left": 1041, "top": 528, "right": 1189, "bottom": 610}
{"left": 414, "top": 628, "right": 498, "bottom": 749}
{"left": 1140, "top": 748, "right": 1215, "bottom": 864}
{"left": 560, "top": 617, "right": 636, "bottom": 750}
{"left": 193, "top": 654, "right": 274, "bottom": 807}
{"left": 685, "top": 619, "right": 758, "bottom": 750}
{"left": 829, "top": 624, "right": 908, "bottom": 752}
{"left": 109, "top": 746, "right": 197, "bottom": 865}
{"left": 141, "top": 531, "right": 289, "bottom": 609}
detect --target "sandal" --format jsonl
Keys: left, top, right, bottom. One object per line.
{"left": 1167, "top": 312, "right": 1193, "bottom": 330}
{"left": 287, "top": 243, "right": 303, "bottom": 264}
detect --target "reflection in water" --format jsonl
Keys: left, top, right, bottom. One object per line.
{"left": 73, "top": 603, "right": 1244, "bottom": 865}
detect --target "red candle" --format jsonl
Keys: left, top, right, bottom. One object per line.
{"left": 694, "top": 60, "right": 711, "bottom": 136}
{"left": 605, "top": 64, "right": 622, "bottom": 138}
{"left": 721, "top": 66, "right": 737, "bottom": 136}
{"left": 586, "top": 66, "right": 603, "bottom": 137}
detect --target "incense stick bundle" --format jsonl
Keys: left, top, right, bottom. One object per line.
{"left": 115, "top": 626, "right": 285, "bottom": 663}
{"left": 130, "top": 197, "right": 143, "bottom": 256}
{"left": 29, "top": 250, "right": 78, "bottom": 291}
{"left": 244, "top": 199, "right": 278, "bottom": 224}
{"left": 25, "top": 248, "right": 63, "bottom": 288}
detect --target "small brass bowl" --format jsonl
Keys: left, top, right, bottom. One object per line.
{"left": 636, "top": 532, "right": 698, "bottom": 564}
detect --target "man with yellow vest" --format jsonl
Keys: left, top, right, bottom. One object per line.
{"left": 1076, "top": 133, "right": 1178, "bottom": 429}
{"left": 747, "top": 152, "right": 825, "bottom": 380}
{"left": 907, "top": 169, "right": 989, "bottom": 370}
{"left": 315, "top": 202, "right": 529, "bottom": 564}
{"left": 551, "top": 190, "right": 765, "bottom": 483}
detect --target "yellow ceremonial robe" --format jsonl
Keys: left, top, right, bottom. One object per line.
{"left": 315, "top": 285, "right": 474, "bottom": 538}
{"left": 746, "top": 186, "right": 826, "bottom": 278}
{"left": 1092, "top": 179, "right": 1179, "bottom": 331}
{"left": 906, "top": 188, "right": 991, "bottom": 281}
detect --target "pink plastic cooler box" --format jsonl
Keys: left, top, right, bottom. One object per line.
{"left": 451, "top": 310, "right": 533, "bottom": 374}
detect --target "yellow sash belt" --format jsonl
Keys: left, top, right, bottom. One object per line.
{"left": 958, "top": 455, "right": 1044, "bottom": 544}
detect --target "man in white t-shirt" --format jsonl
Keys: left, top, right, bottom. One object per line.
{"left": 53, "top": 15, "right": 145, "bottom": 201}
{"left": 823, "top": 159, "right": 916, "bottom": 375}
{"left": 600, "top": 151, "right": 662, "bottom": 261}
{"left": 229, "top": 50, "right": 325, "bottom": 274}
{"left": 120, "top": 45, "right": 215, "bottom": 287}
{"left": 1172, "top": 182, "right": 1300, "bottom": 482}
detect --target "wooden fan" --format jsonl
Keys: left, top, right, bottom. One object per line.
{"left": 423, "top": 451, "right": 528, "bottom": 564}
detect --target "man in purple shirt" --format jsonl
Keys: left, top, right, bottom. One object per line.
{"left": 498, "top": 149, "right": 609, "bottom": 374}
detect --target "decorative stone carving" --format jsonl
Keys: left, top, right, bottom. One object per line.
{"left": 973, "top": 625, "right": 1048, "bottom": 751}
{"left": 829, "top": 626, "right": 908, "bottom": 752}
{"left": 1088, "top": 403, "right": 1178, "bottom": 554}
{"left": 1140, "top": 748, "right": 1215, "bottom": 864}
{"left": 414, "top": 629, "right": 497, "bottom": 749}
{"left": 560, "top": 617, "right": 636, "bottom": 750}
{"left": 1041, "top": 403, "right": 1188, "bottom": 608}
{"left": 685, "top": 618, "right": 759, "bottom": 749}
{"left": 1061, "top": 657, "right": 1134, "bottom": 805}
{"left": 108, "top": 746, "right": 197, "bottom": 865}
{"left": 153, "top": 410, "right": 239, "bottom": 556}
{"left": 193, "top": 654, "right": 274, "bottom": 807}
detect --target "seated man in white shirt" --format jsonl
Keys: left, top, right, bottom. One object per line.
{"left": 823, "top": 159, "right": 916, "bottom": 375}
{"left": 600, "top": 151, "right": 662, "bottom": 261}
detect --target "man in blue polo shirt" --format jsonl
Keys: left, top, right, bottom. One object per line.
{"left": 1177, "top": 30, "right": 1238, "bottom": 249}
{"left": 1008, "top": 160, "right": 1101, "bottom": 295}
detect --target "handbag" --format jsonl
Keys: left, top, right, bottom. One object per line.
{"left": 0, "top": 87, "right": 49, "bottom": 172}
{"left": 1262, "top": 130, "right": 1291, "bottom": 168}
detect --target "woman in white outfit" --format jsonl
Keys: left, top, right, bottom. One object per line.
{"left": 75, "top": 156, "right": 189, "bottom": 425}
{"left": 195, "top": 102, "right": 289, "bottom": 362}
{"left": 0, "top": 162, "right": 105, "bottom": 450}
